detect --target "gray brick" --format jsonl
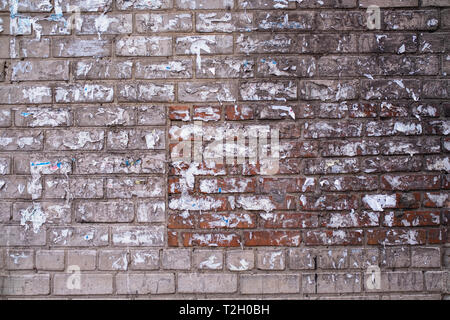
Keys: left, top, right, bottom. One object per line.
{"left": 241, "top": 274, "right": 299, "bottom": 294}
{"left": 178, "top": 273, "right": 237, "bottom": 293}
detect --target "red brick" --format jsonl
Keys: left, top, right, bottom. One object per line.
{"left": 199, "top": 212, "right": 256, "bottom": 229}
{"left": 182, "top": 233, "right": 241, "bottom": 247}
{"left": 169, "top": 106, "right": 190, "bottom": 121}
{"left": 243, "top": 231, "right": 301, "bottom": 247}
{"left": 304, "top": 230, "right": 363, "bottom": 246}
{"left": 225, "top": 105, "right": 254, "bottom": 120}
{"left": 383, "top": 211, "right": 441, "bottom": 227}
{"left": 193, "top": 106, "right": 221, "bottom": 121}
{"left": 168, "top": 231, "right": 179, "bottom": 247}
{"left": 381, "top": 174, "right": 441, "bottom": 191}
{"left": 367, "top": 229, "right": 427, "bottom": 245}
{"left": 168, "top": 211, "right": 195, "bottom": 229}
{"left": 260, "top": 213, "right": 319, "bottom": 229}
{"left": 260, "top": 177, "right": 316, "bottom": 193}
{"left": 299, "top": 194, "right": 358, "bottom": 211}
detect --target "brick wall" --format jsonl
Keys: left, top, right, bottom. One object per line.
{"left": 0, "top": 0, "right": 449, "bottom": 299}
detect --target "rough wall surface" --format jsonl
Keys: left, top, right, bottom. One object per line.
{"left": 0, "top": 0, "right": 449, "bottom": 300}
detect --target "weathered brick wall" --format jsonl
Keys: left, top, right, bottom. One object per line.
{"left": 0, "top": 0, "right": 449, "bottom": 299}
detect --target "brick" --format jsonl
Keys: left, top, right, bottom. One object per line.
{"left": 0, "top": 130, "right": 43, "bottom": 150}
{"left": 299, "top": 34, "right": 358, "bottom": 53}
{"left": 240, "top": 81, "right": 297, "bottom": 101}
{"left": 257, "top": 250, "right": 285, "bottom": 270}
{"left": 365, "top": 271, "right": 424, "bottom": 292}
{"left": 310, "top": 273, "right": 362, "bottom": 294}
{"left": 241, "top": 275, "right": 299, "bottom": 294}
{"left": 367, "top": 229, "right": 427, "bottom": 246}
{"left": 289, "top": 248, "right": 316, "bottom": 270}
{"left": 0, "top": 225, "right": 46, "bottom": 246}
{"left": 384, "top": 10, "right": 439, "bottom": 31}
{"left": 118, "top": 83, "right": 175, "bottom": 102}
{"left": 359, "top": 0, "right": 418, "bottom": 7}
{"left": 78, "top": 14, "right": 132, "bottom": 35}
{"left": 50, "top": 226, "right": 109, "bottom": 247}
{"left": 13, "top": 202, "right": 71, "bottom": 227}
{"left": 136, "top": 13, "right": 192, "bottom": 32}
{"left": 13, "top": 38, "right": 51, "bottom": 58}
{"left": 116, "top": 273, "right": 175, "bottom": 294}
{"left": 238, "top": 0, "right": 296, "bottom": 9}
{"left": 175, "top": 35, "right": 233, "bottom": 56}
{"left": 1, "top": 274, "right": 50, "bottom": 295}
{"left": 162, "top": 249, "right": 191, "bottom": 270}
{"left": 0, "top": 85, "right": 52, "bottom": 104}
{"left": 183, "top": 232, "right": 241, "bottom": 247}
{"left": 6, "top": 249, "right": 34, "bottom": 270}
{"left": 55, "top": 84, "right": 114, "bottom": 103}
{"left": 197, "top": 12, "right": 252, "bottom": 32}
{"left": 226, "top": 250, "right": 254, "bottom": 271}
{"left": 362, "top": 79, "right": 421, "bottom": 100}
{"left": 107, "top": 129, "right": 165, "bottom": 150}
{"left": 305, "top": 230, "right": 363, "bottom": 246}
{"left": 45, "top": 129, "right": 104, "bottom": 151}
{"left": 237, "top": 34, "right": 298, "bottom": 54}
{"left": 261, "top": 213, "right": 318, "bottom": 229}
{"left": 74, "top": 59, "right": 132, "bottom": 80}
{"left": 244, "top": 231, "right": 301, "bottom": 246}
{"left": 299, "top": 80, "right": 358, "bottom": 101}
{"left": 116, "top": 36, "right": 172, "bottom": 56}
{"left": 135, "top": 59, "right": 192, "bottom": 79}
{"left": 106, "top": 177, "right": 164, "bottom": 198}
{"left": 15, "top": 107, "right": 72, "bottom": 127}
{"left": 422, "top": 80, "right": 449, "bottom": 98}
{"left": 53, "top": 38, "right": 111, "bottom": 57}
{"left": 178, "top": 81, "right": 236, "bottom": 102}
{"left": 54, "top": 274, "right": 113, "bottom": 295}
{"left": 422, "top": 0, "right": 450, "bottom": 6}
{"left": 381, "top": 247, "right": 411, "bottom": 268}
{"left": 43, "top": 177, "right": 103, "bottom": 199}
{"left": 194, "top": 250, "right": 223, "bottom": 270}
{"left": 116, "top": 0, "right": 172, "bottom": 10}
{"left": 112, "top": 226, "right": 165, "bottom": 246}
{"left": 424, "top": 192, "right": 449, "bottom": 207}
{"left": 349, "top": 248, "right": 379, "bottom": 269}
{"left": 75, "top": 201, "right": 134, "bottom": 223}
{"left": 382, "top": 137, "right": 441, "bottom": 156}
{"left": 58, "top": 0, "right": 113, "bottom": 12}
{"left": 178, "top": 273, "right": 237, "bottom": 293}
{"left": 130, "top": 250, "right": 160, "bottom": 270}
{"left": 11, "top": 60, "right": 69, "bottom": 81}
{"left": 256, "top": 11, "right": 314, "bottom": 30}
{"left": 258, "top": 56, "right": 315, "bottom": 77}
{"left": 316, "top": 11, "right": 365, "bottom": 30}
{"left": 425, "top": 271, "right": 446, "bottom": 292}
{"left": 176, "top": 0, "right": 234, "bottom": 9}
{"left": 67, "top": 250, "right": 96, "bottom": 270}
{"left": 411, "top": 247, "right": 441, "bottom": 268}
{"left": 300, "top": 194, "right": 358, "bottom": 211}
{"left": 36, "top": 250, "right": 65, "bottom": 271}
{"left": 381, "top": 174, "right": 441, "bottom": 191}
{"left": 137, "top": 199, "right": 165, "bottom": 223}
{"left": 197, "top": 57, "right": 254, "bottom": 78}
{"left": 75, "top": 152, "right": 165, "bottom": 174}
{"left": 137, "top": 106, "right": 166, "bottom": 125}
{"left": 99, "top": 250, "right": 128, "bottom": 271}
{"left": 360, "top": 33, "right": 417, "bottom": 53}
{"left": 419, "top": 33, "right": 448, "bottom": 53}
{"left": 322, "top": 211, "right": 379, "bottom": 228}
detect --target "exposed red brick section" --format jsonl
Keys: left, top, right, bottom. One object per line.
{"left": 0, "top": 0, "right": 448, "bottom": 300}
